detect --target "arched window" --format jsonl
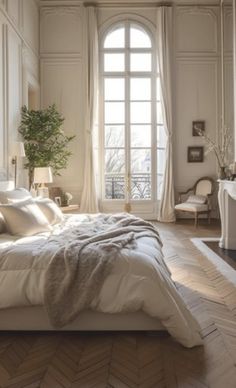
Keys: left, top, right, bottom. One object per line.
{"left": 100, "top": 21, "right": 166, "bottom": 214}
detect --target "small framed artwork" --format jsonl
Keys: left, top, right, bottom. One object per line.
{"left": 49, "top": 186, "right": 63, "bottom": 200}
{"left": 192, "top": 120, "right": 205, "bottom": 136}
{"left": 54, "top": 196, "right": 61, "bottom": 207}
{"left": 187, "top": 146, "right": 204, "bottom": 163}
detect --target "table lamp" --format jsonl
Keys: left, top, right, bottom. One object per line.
{"left": 33, "top": 167, "right": 53, "bottom": 198}
{"left": 11, "top": 142, "right": 25, "bottom": 188}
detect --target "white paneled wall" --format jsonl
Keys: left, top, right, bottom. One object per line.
{"left": 174, "top": 6, "right": 220, "bottom": 192}
{"left": 39, "top": 2, "right": 233, "bottom": 208}
{"left": 174, "top": 5, "right": 233, "bottom": 199}
{"left": 0, "top": 0, "right": 39, "bottom": 186}
{"left": 40, "top": 5, "right": 84, "bottom": 204}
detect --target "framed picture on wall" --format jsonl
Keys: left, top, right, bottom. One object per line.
{"left": 187, "top": 146, "right": 204, "bottom": 163}
{"left": 192, "top": 120, "right": 205, "bottom": 136}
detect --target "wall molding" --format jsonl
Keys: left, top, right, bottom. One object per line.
{"left": 0, "top": 22, "right": 8, "bottom": 179}
{"left": 0, "top": 1, "right": 39, "bottom": 182}
{"left": 0, "top": 1, "right": 39, "bottom": 59}
{"left": 224, "top": 6, "right": 233, "bottom": 55}
{"left": 6, "top": 0, "right": 21, "bottom": 29}
{"left": 175, "top": 6, "right": 219, "bottom": 55}
{"left": 40, "top": 6, "right": 82, "bottom": 55}
{"left": 175, "top": 59, "right": 220, "bottom": 181}
{"left": 40, "top": 58, "right": 82, "bottom": 64}
{"left": 40, "top": 52, "right": 82, "bottom": 59}
{"left": 38, "top": 0, "right": 231, "bottom": 7}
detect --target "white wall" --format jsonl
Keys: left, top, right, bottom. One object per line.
{"left": 0, "top": 0, "right": 40, "bottom": 186}
{"left": 174, "top": 5, "right": 233, "bottom": 197}
{"left": 40, "top": 4, "right": 83, "bottom": 203}
{"left": 39, "top": 2, "right": 233, "bottom": 207}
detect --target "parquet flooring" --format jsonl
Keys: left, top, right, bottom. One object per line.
{"left": 0, "top": 219, "right": 236, "bottom": 387}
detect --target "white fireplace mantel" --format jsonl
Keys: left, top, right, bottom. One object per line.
{"left": 218, "top": 180, "right": 236, "bottom": 249}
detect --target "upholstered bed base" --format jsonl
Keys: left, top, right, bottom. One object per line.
{"left": 0, "top": 306, "right": 165, "bottom": 331}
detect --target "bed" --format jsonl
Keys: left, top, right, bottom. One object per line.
{"left": 0, "top": 181, "right": 202, "bottom": 348}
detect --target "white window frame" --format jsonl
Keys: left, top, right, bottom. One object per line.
{"left": 99, "top": 18, "right": 164, "bottom": 216}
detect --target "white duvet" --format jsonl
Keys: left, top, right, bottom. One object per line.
{"left": 0, "top": 213, "right": 202, "bottom": 348}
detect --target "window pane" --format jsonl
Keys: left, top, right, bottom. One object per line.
{"left": 105, "top": 175, "right": 125, "bottom": 199}
{"left": 156, "top": 78, "right": 161, "bottom": 100}
{"left": 104, "top": 53, "right": 125, "bottom": 72}
{"left": 131, "top": 125, "right": 151, "bottom": 147}
{"left": 157, "top": 126, "right": 167, "bottom": 148}
{"left": 130, "top": 53, "right": 151, "bottom": 72}
{"left": 130, "top": 102, "right": 151, "bottom": 124}
{"left": 105, "top": 125, "right": 124, "bottom": 147}
{"left": 105, "top": 149, "right": 125, "bottom": 173}
{"left": 105, "top": 78, "right": 125, "bottom": 100}
{"left": 105, "top": 102, "right": 125, "bottom": 124}
{"left": 157, "top": 102, "right": 163, "bottom": 124}
{"left": 131, "top": 175, "right": 151, "bottom": 199}
{"left": 130, "top": 78, "right": 151, "bottom": 100}
{"left": 131, "top": 149, "right": 151, "bottom": 173}
{"left": 130, "top": 26, "right": 151, "bottom": 48}
{"left": 104, "top": 27, "right": 125, "bottom": 48}
{"left": 157, "top": 174, "right": 163, "bottom": 200}
{"left": 157, "top": 149, "right": 165, "bottom": 174}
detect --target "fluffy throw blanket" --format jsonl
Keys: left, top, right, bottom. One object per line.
{"left": 44, "top": 213, "right": 163, "bottom": 328}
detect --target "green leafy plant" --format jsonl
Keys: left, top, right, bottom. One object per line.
{"left": 19, "top": 104, "right": 75, "bottom": 187}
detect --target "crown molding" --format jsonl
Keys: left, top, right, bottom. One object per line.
{"left": 39, "top": 0, "right": 232, "bottom": 8}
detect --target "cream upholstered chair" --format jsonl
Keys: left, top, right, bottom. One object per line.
{"left": 175, "top": 177, "right": 214, "bottom": 227}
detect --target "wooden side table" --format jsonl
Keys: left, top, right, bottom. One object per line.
{"left": 60, "top": 204, "right": 79, "bottom": 213}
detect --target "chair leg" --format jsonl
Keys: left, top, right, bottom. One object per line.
{"left": 194, "top": 212, "right": 198, "bottom": 228}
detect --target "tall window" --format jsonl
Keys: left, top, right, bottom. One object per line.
{"left": 100, "top": 21, "right": 166, "bottom": 206}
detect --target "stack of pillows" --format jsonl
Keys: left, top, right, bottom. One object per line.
{"left": 0, "top": 188, "right": 64, "bottom": 236}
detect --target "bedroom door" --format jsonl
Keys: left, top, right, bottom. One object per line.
{"left": 99, "top": 21, "right": 166, "bottom": 219}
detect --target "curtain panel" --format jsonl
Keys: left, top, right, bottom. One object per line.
{"left": 156, "top": 6, "right": 176, "bottom": 222}
{"left": 80, "top": 6, "right": 99, "bottom": 213}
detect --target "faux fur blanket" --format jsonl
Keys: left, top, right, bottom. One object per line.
{"left": 44, "top": 213, "right": 162, "bottom": 328}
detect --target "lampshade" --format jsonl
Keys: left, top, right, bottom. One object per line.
{"left": 12, "top": 142, "right": 25, "bottom": 157}
{"left": 33, "top": 167, "right": 53, "bottom": 184}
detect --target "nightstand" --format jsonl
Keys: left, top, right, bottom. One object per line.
{"left": 60, "top": 204, "right": 79, "bottom": 213}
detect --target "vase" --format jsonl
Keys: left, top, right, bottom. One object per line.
{"left": 219, "top": 166, "right": 227, "bottom": 180}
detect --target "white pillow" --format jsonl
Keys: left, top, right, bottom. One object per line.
{"left": 34, "top": 198, "right": 63, "bottom": 225}
{"left": 0, "top": 198, "right": 52, "bottom": 236}
{"left": 0, "top": 188, "right": 31, "bottom": 204}
{"left": 186, "top": 194, "right": 207, "bottom": 204}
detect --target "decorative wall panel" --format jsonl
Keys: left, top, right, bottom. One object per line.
{"left": 175, "top": 60, "right": 219, "bottom": 187}
{"left": 224, "top": 7, "right": 233, "bottom": 54}
{"left": 0, "top": 1, "right": 39, "bottom": 183}
{"left": 22, "top": 0, "right": 39, "bottom": 54}
{"left": 7, "top": 25, "right": 22, "bottom": 142}
{"left": 41, "top": 60, "right": 84, "bottom": 197}
{"left": 176, "top": 7, "right": 218, "bottom": 55}
{"left": 224, "top": 61, "right": 234, "bottom": 133}
{"left": 6, "top": 0, "right": 20, "bottom": 28}
{"left": 40, "top": 7, "right": 82, "bottom": 55}
{"left": 0, "top": 21, "right": 6, "bottom": 179}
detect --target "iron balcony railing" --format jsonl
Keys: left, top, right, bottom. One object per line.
{"left": 105, "top": 175, "right": 151, "bottom": 199}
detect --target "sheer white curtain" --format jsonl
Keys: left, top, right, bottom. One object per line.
{"left": 156, "top": 6, "right": 175, "bottom": 222}
{"left": 80, "top": 6, "right": 99, "bottom": 213}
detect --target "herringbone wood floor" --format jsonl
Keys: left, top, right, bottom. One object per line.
{"left": 0, "top": 219, "right": 236, "bottom": 388}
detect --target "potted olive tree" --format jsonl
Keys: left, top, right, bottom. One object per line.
{"left": 19, "top": 104, "right": 75, "bottom": 187}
